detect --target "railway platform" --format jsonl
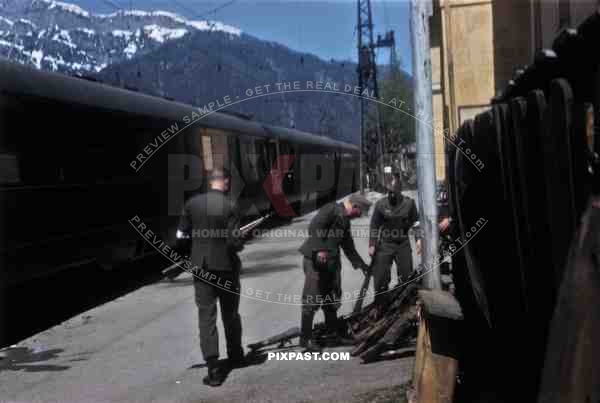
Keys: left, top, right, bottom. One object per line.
{"left": 0, "top": 191, "right": 418, "bottom": 403}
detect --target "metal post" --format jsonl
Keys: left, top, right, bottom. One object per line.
{"left": 358, "top": 0, "right": 365, "bottom": 194}
{"left": 359, "top": 98, "right": 365, "bottom": 194}
{"left": 410, "top": 0, "right": 440, "bottom": 289}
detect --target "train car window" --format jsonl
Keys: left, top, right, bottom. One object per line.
{"left": 202, "top": 128, "right": 230, "bottom": 172}
{"left": 239, "top": 135, "right": 260, "bottom": 182}
{"left": 278, "top": 141, "right": 289, "bottom": 165}
{"left": 266, "top": 140, "right": 277, "bottom": 170}
{"left": 254, "top": 139, "right": 268, "bottom": 174}
{"left": 280, "top": 141, "right": 297, "bottom": 189}
{"left": 96, "top": 113, "right": 159, "bottom": 185}
{"left": 201, "top": 135, "right": 214, "bottom": 171}
{"left": 0, "top": 95, "right": 41, "bottom": 186}
{"left": 0, "top": 153, "right": 20, "bottom": 185}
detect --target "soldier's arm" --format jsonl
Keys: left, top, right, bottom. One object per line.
{"left": 308, "top": 204, "right": 336, "bottom": 253}
{"left": 341, "top": 228, "right": 368, "bottom": 270}
{"left": 410, "top": 200, "right": 423, "bottom": 240}
{"left": 227, "top": 203, "right": 244, "bottom": 252}
{"left": 369, "top": 205, "right": 384, "bottom": 248}
{"left": 409, "top": 199, "right": 419, "bottom": 226}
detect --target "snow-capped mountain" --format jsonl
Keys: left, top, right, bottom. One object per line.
{"left": 0, "top": 0, "right": 241, "bottom": 73}
{"left": 0, "top": 0, "right": 412, "bottom": 145}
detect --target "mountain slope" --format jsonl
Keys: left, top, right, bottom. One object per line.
{"left": 0, "top": 0, "right": 240, "bottom": 73}
{"left": 0, "top": 0, "right": 414, "bottom": 144}
{"left": 96, "top": 30, "right": 362, "bottom": 143}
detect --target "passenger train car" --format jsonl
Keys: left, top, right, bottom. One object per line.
{"left": 0, "top": 59, "right": 360, "bottom": 287}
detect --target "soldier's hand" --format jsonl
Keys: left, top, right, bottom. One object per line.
{"left": 416, "top": 239, "right": 422, "bottom": 256}
{"left": 439, "top": 217, "right": 450, "bottom": 232}
{"left": 316, "top": 250, "right": 329, "bottom": 265}
{"left": 368, "top": 245, "right": 375, "bottom": 256}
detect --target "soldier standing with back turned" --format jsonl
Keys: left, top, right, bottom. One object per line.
{"left": 298, "top": 194, "right": 372, "bottom": 352}
{"left": 369, "top": 173, "right": 419, "bottom": 305}
{"left": 177, "top": 167, "right": 245, "bottom": 387}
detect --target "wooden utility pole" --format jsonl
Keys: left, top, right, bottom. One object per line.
{"left": 410, "top": 0, "right": 440, "bottom": 290}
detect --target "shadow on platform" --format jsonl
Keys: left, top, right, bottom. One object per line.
{"left": 0, "top": 347, "right": 70, "bottom": 372}
{"left": 188, "top": 352, "right": 268, "bottom": 385}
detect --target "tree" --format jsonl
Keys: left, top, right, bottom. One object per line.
{"left": 378, "top": 56, "right": 415, "bottom": 153}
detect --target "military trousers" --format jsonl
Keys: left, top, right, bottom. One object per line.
{"left": 193, "top": 270, "right": 243, "bottom": 362}
{"left": 301, "top": 256, "right": 342, "bottom": 314}
{"left": 372, "top": 240, "right": 413, "bottom": 302}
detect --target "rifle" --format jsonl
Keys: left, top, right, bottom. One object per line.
{"left": 246, "top": 320, "right": 339, "bottom": 352}
{"left": 353, "top": 268, "right": 372, "bottom": 314}
{"left": 353, "top": 223, "right": 384, "bottom": 314}
{"left": 247, "top": 327, "right": 300, "bottom": 352}
{"left": 240, "top": 212, "right": 273, "bottom": 236}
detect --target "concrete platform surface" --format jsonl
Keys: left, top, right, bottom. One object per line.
{"left": 0, "top": 192, "right": 415, "bottom": 403}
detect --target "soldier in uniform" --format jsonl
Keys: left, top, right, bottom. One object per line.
{"left": 369, "top": 173, "right": 419, "bottom": 305}
{"left": 177, "top": 167, "right": 245, "bottom": 387}
{"left": 436, "top": 182, "right": 453, "bottom": 277}
{"left": 298, "top": 194, "right": 372, "bottom": 351}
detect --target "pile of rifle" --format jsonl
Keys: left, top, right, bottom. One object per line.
{"left": 344, "top": 281, "right": 420, "bottom": 363}
{"left": 245, "top": 280, "right": 421, "bottom": 361}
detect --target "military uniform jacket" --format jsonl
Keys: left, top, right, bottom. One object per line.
{"left": 299, "top": 202, "right": 365, "bottom": 269}
{"left": 369, "top": 195, "right": 418, "bottom": 247}
{"left": 178, "top": 189, "right": 243, "bottom": 272}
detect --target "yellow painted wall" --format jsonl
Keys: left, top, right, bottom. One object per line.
{"left": 446, "top": 0, "right": 495, "bottom": 122}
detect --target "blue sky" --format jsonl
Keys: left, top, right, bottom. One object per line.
{"left": 72, "top": 0, "right": 413, "bottom": 74}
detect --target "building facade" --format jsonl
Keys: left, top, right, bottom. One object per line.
{"left": 430, "top": 0, "right": 599, "bottom": 182}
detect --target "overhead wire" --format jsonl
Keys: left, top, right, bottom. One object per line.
{"left": 169, "top": 0, "right": 238, "bottom": 73}
{"left": 170, "top": 0, "right": 237, "bottom": 33}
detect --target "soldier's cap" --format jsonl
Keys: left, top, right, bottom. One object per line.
{"left": 348, "top": 193, "right": 372, "bottom": 212}
{"left": 208, "top": 167, "right": 231, "bottom": 180}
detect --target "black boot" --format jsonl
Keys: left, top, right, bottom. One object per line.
{"left": 300, "top": 310, "right": 321, "bottom": 352}
{"left": 324, "top": 310, "right": 339, "bottom": 333}
{"left": 324, "top": 310, "right": 354, "bottom": 346}
{"left": 227, "top": 347, "right": 246, "bottom": 369}
{"left": 203, "top": 357, "right": 225, "bottom": 387}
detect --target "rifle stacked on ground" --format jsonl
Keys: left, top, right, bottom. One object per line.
{"left": 245, "top": 274, "right": 420, "bottom": 362}
{"left": 347, "top": 280, "right": 419, "bottom": 363}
